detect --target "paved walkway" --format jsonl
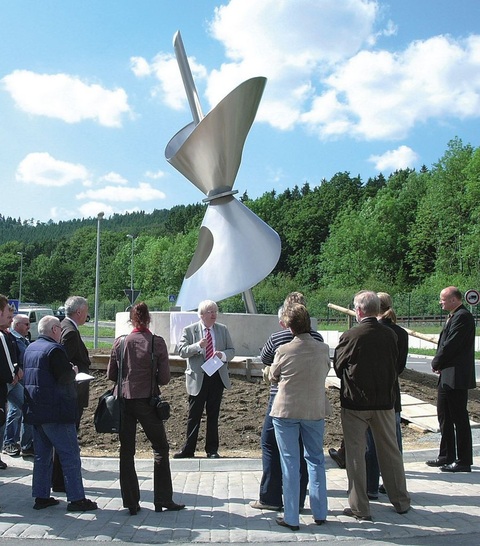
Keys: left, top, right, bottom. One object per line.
{"left": 0, "top": 448, "right": 479, "bottom": 545}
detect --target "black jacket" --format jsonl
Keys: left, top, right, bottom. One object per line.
{"left": 431, "top": 305, "right": 476, "bottom": 390}
{"left": 334, "top": 317, "right": 399, "bottom": 411}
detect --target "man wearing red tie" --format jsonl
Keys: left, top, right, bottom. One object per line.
{"left": 174, "top": 300, "right": 235, "bottom": 459}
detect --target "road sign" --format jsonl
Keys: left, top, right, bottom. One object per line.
{"left": 168, "top": 294, "right": 177, "bottom": 303}
{"left": 124, "top": 289, "right": 141, "bottom": 305}
{"left": 465, "top": 289, "right": 480, "bottom": 306}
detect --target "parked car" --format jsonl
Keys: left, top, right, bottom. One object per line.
{"left": 55, "top": 305, "right": 91, "bottom": 323}
{"left": 18, "top": 306, "right": 54, "bottom": 341}
{"left": 55, "top": 306, "right": 66, "bottom": 321}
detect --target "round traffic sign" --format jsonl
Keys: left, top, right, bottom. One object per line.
{"left": 465, "top": 289, "right": 480, "bottom": 306}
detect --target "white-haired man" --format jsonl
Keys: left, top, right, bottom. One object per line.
{"left": 23, "top": 315, "right": 97, "bottom": 512}
{"left": 174, "top": 300, "right": 235, "bottom": 459}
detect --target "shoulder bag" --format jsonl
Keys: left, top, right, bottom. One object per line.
{"left": 94, "top": 336, "right": 125, "bottom": 433}
{"left": 149, "top": 334, "right": 171, "bottom": 421}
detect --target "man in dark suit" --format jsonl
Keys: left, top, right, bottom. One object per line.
{"left": 174, "top": 300, "right": 235, "bottom": 459}
{"left": 426, "top": 286, "right": 476, "bottom": 473}
{"left": 334, "top": 290, "right": 410, "bottom": 521}
{"left": 52, "top": 295, "right": 91, "bottom": 491}
{"left": 60, "top": 296, "right": 91, "bottom": 424}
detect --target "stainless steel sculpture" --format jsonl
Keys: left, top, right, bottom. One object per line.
{"left": 165, "top": 31, "right": 281, "bottom": 312}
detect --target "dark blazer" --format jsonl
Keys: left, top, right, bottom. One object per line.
{"left": 380, "top": 319, "right": 408, "bottom": 413}
{"left": 431, "top": 305, "right": 476, "bottom": 390}
{"left": 178, "top": 321, "right": 235, "bottom": 396}
{"left": 334, "top": 317, "right": 399, "bottom": 411}
{"left": 61, "top": 317, "right": 91, "bottom": 408}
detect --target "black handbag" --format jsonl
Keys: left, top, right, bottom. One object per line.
{"left": 150, "top": 334, "right": 170, "bottom": 421}
{"left": 94, "top": 336, "right": 125, "bottom": 433}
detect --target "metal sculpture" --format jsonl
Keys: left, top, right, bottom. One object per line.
{"left": 165, "top": 31, "right": 281, "bottom": 312}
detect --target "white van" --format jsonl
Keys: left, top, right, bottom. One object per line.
{"left": 18, "top": 306, "right": 54, "bottom": 341}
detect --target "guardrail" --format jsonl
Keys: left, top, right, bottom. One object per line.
{"left": 90, "top": 354, "right": 265, "bottom": 381}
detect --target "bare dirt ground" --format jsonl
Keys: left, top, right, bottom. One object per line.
{"left": 79, "top": 359, "right": 480, "bottom": 459}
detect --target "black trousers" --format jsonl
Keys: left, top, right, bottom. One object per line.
{"left": 182, "top": 372, "right": 224, "bottom": 456}
{"left": 437, "top": 384, "right": 473, "bottom": 466}
{"left": 119, "top": 398, "right": 173, "bottom": 509}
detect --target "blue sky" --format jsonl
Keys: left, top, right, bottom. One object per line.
{"left": 1, "top": 0, "right": 479, "bottom": 223}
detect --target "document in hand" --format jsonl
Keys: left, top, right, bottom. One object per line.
{"left": 201, "top": 355, "right": 224, "bottom": 376}
{"left": 75, "top": 372, "right": 95, "bottom": 382}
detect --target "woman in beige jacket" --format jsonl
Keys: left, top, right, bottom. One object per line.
{"left": 269, "top": 304, "right": 331, "bottom": 530}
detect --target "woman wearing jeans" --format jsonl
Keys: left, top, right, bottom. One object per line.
{"left": 107, "top": 302, "right": 185, "bottom": 515}
{"left": 269, "top": 303, "right": 331, "bottom": 530}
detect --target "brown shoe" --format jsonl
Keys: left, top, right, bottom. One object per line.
{"left": 249, "top": 500, "right": 282, "bottom": 511}
{"left": 343, "top": 507, "right": 372, "bottom": 521}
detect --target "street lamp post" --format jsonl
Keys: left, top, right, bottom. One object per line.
{"left": 126, "top": 234, "right": 135, "bottom": 291}
{"left": 17, "top": 252, "right": 23, "bottom": 305}
{"left": 93, "top": 212, "right": 104, "bottom": 349}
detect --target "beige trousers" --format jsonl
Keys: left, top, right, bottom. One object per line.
{"left": 341, "top": 407, "right": 411, "bottom": 517}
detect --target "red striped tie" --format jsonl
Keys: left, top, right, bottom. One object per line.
{"left": 205, "top": 328, "right": 214, "bottom": 360}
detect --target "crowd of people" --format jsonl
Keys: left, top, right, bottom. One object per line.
{"left": 0, "top": 287, "right": 476, "bottom": 527}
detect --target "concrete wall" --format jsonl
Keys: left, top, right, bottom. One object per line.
{"left": 115, "top": 312, "right": 318, "bottom": 357}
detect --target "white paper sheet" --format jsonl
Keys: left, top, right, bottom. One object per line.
{"left": 75, "top": 372, "right": 95, "bottom": 382}
{"left": 201, "top": 355, "right": 224, "bottom": 377}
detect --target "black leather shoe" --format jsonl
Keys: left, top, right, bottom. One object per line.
{"left": 155, "top": 501, "right": 186, "bottom": 512}
{"left": 440, "top": 462, "right": 471, "bottom": 473}
{"left": 33, "top": 497, "right": 60, "bottom": 510}
{"left": 207, "top": 452, "right": 220, "bottom": 459}
{"left": 173, "top": 452, "right": 195, "bottom": 459}
{"left": 425, "top": 458, "right": 450, "bottom": 467}
{"left": 275, "top": 517, "right": 299, "bottom": 531}
{"left": 328, "top": 448, "right": 346, "bottom": 469}
{"left": 128, "top": 504, "right": 141, "bottom": 515}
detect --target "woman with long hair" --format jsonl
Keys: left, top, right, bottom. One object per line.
{"left": 366, "top": 292, "right": 408, "bottom": 499}
{"left": 107, "top": 302, "right": 185, "bottom": 515}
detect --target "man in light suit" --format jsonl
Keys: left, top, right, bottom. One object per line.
{"left": 174, "top": 300, "right": 235, "bottom": 459}
{"left": 426, "top": 286, "right": 476, "bottom": 473}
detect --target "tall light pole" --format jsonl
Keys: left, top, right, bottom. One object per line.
{"left": 17, "top": 252, "right": 24, "bottom": 305}
{"left": 126, "top": 234, "right": 135, "bottom": 291}
{"left": 93, "top": 212, "right": 104, "bottom": 349}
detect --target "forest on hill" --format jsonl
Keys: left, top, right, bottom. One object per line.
{"left": 1, "top": 137, "right": 479, "bottom": 319}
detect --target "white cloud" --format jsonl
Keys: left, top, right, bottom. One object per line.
{"left": 307, "top": 35, "right": 480, "bottom": 140}
{"left": 369, "top": 145, "right": 419, "bottom": 171}
{"left": 131, "top": 52, "right": 207, "bottom": 111}
{"left": 16, "top": 152, "right": 89, "bottom": 187}
{"left": 130, "top": 56, "right": 152, "bottom": 77}
{"left": 99, "top": 172, "right": 129, "bottom": 185}
{"left": 205, "top": 0, "right": 380, "bottom": 126}
{"left": 76, "top": 182, "right": 166, "bottom": 202}
{"left": 129, "top": 0, "right": 480, "bottom": 146}
{"left": 2, "top": 70, "right": 131, "bottom": 127}
{"left": 77, "top": 202, "right": 115, "bottom": 220}
{"left": 145, "top": 169, "right": 166, "bottom": 179}
{"left": 184, "top": 1, "right": 480, "bottom": 142}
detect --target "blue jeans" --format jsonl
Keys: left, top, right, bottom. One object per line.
{"left": 366, "top": 411, "right": 402, "bottom": 495}
{"left": 32, "top": 423, "right": 85, "bottom": 501}
{"left": 3, "top": 382, "right": 33, "bottom": 450}
{"left": 273, "top": 417, "right": 327, "bottom": 526}
{"left": 259, "top": 393, "right": 308, "bottom": 507}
